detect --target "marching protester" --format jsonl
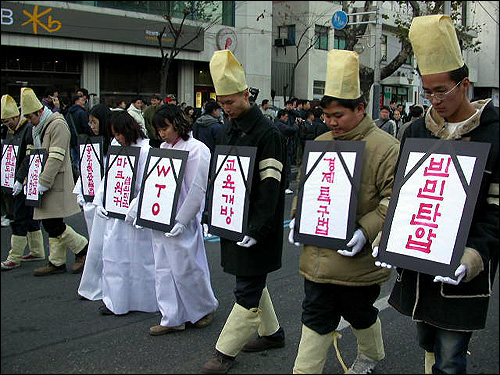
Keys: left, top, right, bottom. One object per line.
{"left": 192, "top": 99, "right": 223, "bottom": 156}
{"left": 1, "top": 94, "right": 45, "bottom": 270}
{"left": 19, "top": 88, "right": 88, "bottom": 276}
{"left": 289, "top": 50, "right": 399, "bottom": 374}
{"left": 373, "top": 15, "right": 499, "bottom": 374}
{"left": 91, "top": 110, "right": 157, "bottom": 315}
{"left": 127, "top": 104, "right": 219, "bottom": 335}
{"left": 201, "top": 50, "right": 287, "bottom": 374}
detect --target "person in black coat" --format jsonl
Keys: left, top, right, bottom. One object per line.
{"left": 192, "top": 100, "right": 223, "bottom": 155}
{"left": 202, "top": 50, "right": 287, "bottom": 374}
{"left": 275, "top": 109, "right": 297, "bottom": 194}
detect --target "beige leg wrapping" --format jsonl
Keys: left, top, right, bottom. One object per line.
{"left": 59, "top": 225, "right": 88, "bottom": 254}
{"left": 6, "top": 235, "right": 28, "bottom": 263}
{"left": 215, "top": 303, "right": 262, "bottom": 357}
{"left": 293, "top": 324, "right": 345, "bottom": 374}
{"left": 27, "top": 230, "right": 45, "bottom": 257}
{"left": 351, "top": 317, "right": 385, "bottom": 361}
{"left": 425, "top": 351, "right": 435, "bottom": 374}
{"left": 257, "top": 287, "right": 281, "bottom": 337}
{"left": 48, "top": 237, "right": 66, "bottom": 266}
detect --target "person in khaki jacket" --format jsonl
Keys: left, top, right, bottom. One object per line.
{"left": 1, "top": 94, "right": 46, "bottom": 270}
{"left": 20, "top": 87, "right": 88, "bottom": 276}
{"left": 288, "top": 50, "right": 399, "bottom": 374}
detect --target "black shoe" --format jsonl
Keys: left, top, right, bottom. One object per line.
{"left": 99, "top": 305, "right": 115, "bottom": 315}
{"left": 202, "top": 352, "right": 235, "bottom": 374}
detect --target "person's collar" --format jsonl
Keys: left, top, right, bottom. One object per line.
{"left": 332, "top": 114, "right": 373, "bottom": 140}
{"left": 232, "top": 103, "right": 258, "bottom": 133}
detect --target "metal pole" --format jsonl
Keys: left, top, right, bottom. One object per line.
{"left": 372, "top": 2, "right": 382, "bottom": 120}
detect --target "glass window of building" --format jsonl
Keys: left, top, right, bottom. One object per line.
{"left": 313, "top": 80, "right": 325, "bottom": 100}
{"left": 279, "top": 25, "right": 296, "bottom": 45}
{"left": 314, "top": 25, "right": 329, "bottom": 50}
{"left": 334, "top": 35, "right": 346, "bottom": 50}
{"left": 381, "top": 35, "right": 387, "bottom": 61}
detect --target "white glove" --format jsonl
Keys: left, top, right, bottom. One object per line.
{"left": 165, "top": 222, "right": 187, "bottom": 238}
{"left": 38, "top": 183, "right": 49, "bottom": 195}
{"left": 12, "top": 181, "right": 23, "bottom": 196}
{"left": 338, "top": 229, "right": 367, "bottom": 257}
{"left": 77, "top": 194, "right": 86, "bottom": 207}
{"left": 288, "top": 218, "right": 300, "bottom": 247}
{"left": 237, "top": 235, "right": 257, "bottom": 248}
{"left": 83, "top": 202, "right": 94, "bottom": 212}
{"left": 372, "top": 246, "right": 393, "bottom": 269}
{"left": 96, "top": 205, "right": 109, "bottom": 219}
{"left": 433, "top": 264, "right": 467, "bottom": 285}
{"left": 125, "top": 197, "right": 138, "bottom": 225}
{"left": 133, "top": 218, "right": 143, "bottom": 229}
{"left": 203, "top": 223, "right": 213, "bottom": 238}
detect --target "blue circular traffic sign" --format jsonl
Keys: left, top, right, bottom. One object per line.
{"left": 332, "top": 10, "right": 348, "bottom": 30}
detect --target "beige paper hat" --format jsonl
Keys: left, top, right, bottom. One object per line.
{"left": 209, "top": 50, "right": 247, "bottom": 96}
{"left": 1, "top": 94, "right": 20, "bottom": 119}
{"left": 409, "top": 15, "right": 464, "bottom": 75}
{"left": 20, "top": 87, "right": 43, "bottom": 115}
{"left": 324, "top": 49, "right": 361, "bottom": 99}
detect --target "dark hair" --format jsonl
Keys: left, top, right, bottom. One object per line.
{"left": 44, "top": 87, "right": 58, "bottom": 97}
{"left": 261, "top": 99, "right": 269, "bottom": 106}
{"left": 380, "top": 105, "right": 391, "bottom": 112}
{"left": 89, "top": 104, "right": 113, "bottom": 155}
{"left": 72, "top": 94, "right": 83, "bottom": 104}
{"left": 277, "top": 109, "right": 288, "bottom": 119}
{"left": 153, "top": 104, "right": 192, "bottom": 141}
{"left": 204, "top": 100, "right": 221, "bottom": 115}
{"left": 110, "top": 110, "right": 145, "bottom": 146}
{"left": 320, "top": 95, "right": 366, "bottom": 111}
{"left": 312, "top": 107, "right": 323, "bottom": 118}
{"left": 77, "top": 88, "right": 89, "bottom": 98}
{"left": 151, "top": 94, "right": 162, "bottom": 101}
{"left": 416, "top": 63, "right": 469, "bottom": 84}
{"left": 305, "top": 110, "right": 314, "bottom": 119}
{"left": 285, "top": 100, "right": 293, "bottom": 106}
{"left": 410, "top": 105, "right": 424, "bottom": 118}
{"left": 184, "top": 106, "right": 194, "bottom": 116}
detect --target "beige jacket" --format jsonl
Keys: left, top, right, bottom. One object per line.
{"left": 293, "top": 115, "right": 400, "bottom": 286}
{"left": 34, "top": 112, "right": 81, "bottom": 220}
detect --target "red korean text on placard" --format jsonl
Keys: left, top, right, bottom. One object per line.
{"left": 220, "top": 158, "right": 237, "bottom": 225}
{"left": 86, "top": 145, "right": 95, "bottom": 196}
{"left": 151, "top": 164, "right": 171, "bottom": 216}
{"left": 28, "top": 155, "right": 41, "bottom": 197}
{"left": 3, "top": 145, "right": 16, "bottom": 187}
{"left": 315, "top": 157, "right": 335, "bottom": 236}
{"left": 112, "top": 156, "right": 132, "bottom": 209}
{"left": 405, "top": 156, "right": 451, "bottom": 254}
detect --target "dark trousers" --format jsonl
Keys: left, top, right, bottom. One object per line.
{"left": 11, "top": 193, "right": 41, "bottom": 236}
{"left": 41, "top": 218, "right": 66, "bottom": 238}
{"left": 302, "top": 278, "right": 381, "bottom": 335}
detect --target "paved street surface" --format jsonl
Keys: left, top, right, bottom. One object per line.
{"left": 2, "top": 180, "right": 498, "bottom": 374}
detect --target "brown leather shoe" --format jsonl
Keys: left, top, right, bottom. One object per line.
{"left": 149, "top": 324, "right": 185, "bottom": 336}
{"left": 193, "top": 313, "right": 214, "bottom": 328}
{"left": 70, "top": 254, "right": 86, "bottom": 274}
{"left": 242, "top": 335, "right": 285, "bottom": 352}
{"left": 34, "top": 262, "right": 66, "bottom": 276}
{"left": 201, "top": 354, "right": 235, "bottom": 374}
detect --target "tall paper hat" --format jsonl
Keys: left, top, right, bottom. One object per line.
{"left": 409, "top": 15, "right": 464, "bottom": 75}
{"left": 209, "top": 50, "right": 247, "bottom": 96}
{"left": 1, "top": 94, "right": 20, "bottom": 119}
{"left": 324, "top": 49, "right": 361, "bottom": 99}
{"left": 20, "top": 87, "right": 43, "bottom": 115}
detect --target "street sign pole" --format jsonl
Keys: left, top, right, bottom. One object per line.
{"left": 372, "top": 2, "right": 382, "bottom": 120}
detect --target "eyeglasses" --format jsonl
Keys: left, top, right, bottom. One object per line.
{"left": 421, "top": 80, "right": 463, "bottom": 101}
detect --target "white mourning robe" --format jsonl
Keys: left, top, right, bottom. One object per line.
{"left": 152, "top": 136, "right": 218, "bottom": 326}
{"left": 82, "top": 138, "right": 158, "bottom": 314}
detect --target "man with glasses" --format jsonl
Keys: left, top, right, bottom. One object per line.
{"left": 373, "top": 15, "right": 499, "bottom": 374}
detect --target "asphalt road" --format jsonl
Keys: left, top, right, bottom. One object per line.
{"left": 1, "top": 180, "right": 498, "bottom": 374}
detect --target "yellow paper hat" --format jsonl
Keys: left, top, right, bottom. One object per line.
{"left": 1, "top": 94, "right": 20, "bottom": 119}
{"left": 409, "top": 15, "right": 464, "bottom": 75}
{"left": 324, "top": 49, "right": 361, "bottom": 99}
{"left": 209, "top": 50, "right": 247, "bottom": 96}
{"left": 20, "top": 87, "right": 43, "bottom": 115}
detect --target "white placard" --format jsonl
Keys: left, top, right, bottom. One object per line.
{"left": 211, "top": 155, "right": 251, "bottom": 233}
{"left": 79, "top": 143, "right": 102, "bottom": 198}
{"left": 105, "top": 154, "right": 136, "bottom": 216}
{"left": 1, "top": 144, "right": 19, "bottom": 189}
{"left": 26, "top": 153, "right": 44, "bottom": 202}
{"left": 298, "top": 151, "right": 356, "bottom": 240}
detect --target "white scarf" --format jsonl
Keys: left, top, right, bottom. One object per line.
{"left": 32, "top": 107, "right": 52, "bottom": 148}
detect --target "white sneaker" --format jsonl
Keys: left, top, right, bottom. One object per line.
{"left": 347, "top": 353, "right": 379, "bottom": 374}
{"left": 285, "top": 188, "right": 294, "bottom": 194}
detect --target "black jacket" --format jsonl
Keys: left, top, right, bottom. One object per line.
{"left": 216, "top": 104, "right": 286, "bottom": 276}
{"left": 193, "top": 114, "right": 222, "bottom": 154}
{"left": 5, "top": 119, "right": 34, "bottom": 184}
{"left": 389, "top": 100, "right": 499, "bottom": 330}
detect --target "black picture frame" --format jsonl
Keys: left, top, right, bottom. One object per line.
{"left": 1, "top": 139, "right": 21, "bottom": 193}
{"left": 25, "top": 148, "right": 48, "bottom": 207}
{"left": 294, "top": 140, "right": 365, "bottom": 249}
{"left": 78, "top": 135, "right": 104, "bottom": 202}
{"left": 377, "top": 138, "right": 490, "bottom": 279}
{"left": 135, "top": 148, "right": 189, "bottom": 232}
{"left": 103, "top": 145, "right": 141, "bottom": 220}
{"left": 207, "top": 145, "right": 257, "bottom": 242}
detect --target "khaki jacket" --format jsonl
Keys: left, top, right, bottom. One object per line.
{"left": 293, "top": 115, "right": 400, "bottom": 286}
{"left": 34, "top": 112, "right": 80, "bottom": 220}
